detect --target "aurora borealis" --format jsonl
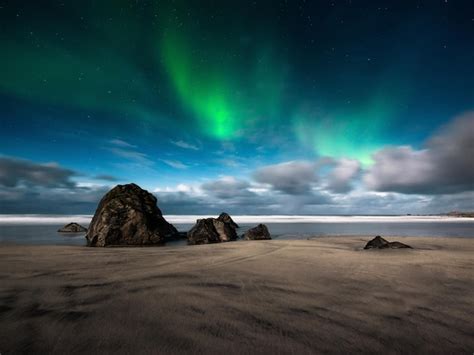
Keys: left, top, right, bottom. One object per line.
{"left": 1, "top": 0, "right": 473, "bottom": 214}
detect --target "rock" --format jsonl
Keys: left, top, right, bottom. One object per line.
{"left": 364, "top": 236, "right": 412, "bottom": 249}
{"left": 364, "top": 236, "right": 389, "bottom": 249}
{"left": 187, "top": 218, "right": 237, "bottom": 245}
{"left": 243, "top": 224, "right": 271, "bottom": 240}
{"left": 86, "top": 183, "right": 177, "bottom": 247}
{"left": 217, "top": 212, "right": 239, "bottom": 229}
{"left": 58, "top": 222, "right": 87, "bottom": 233}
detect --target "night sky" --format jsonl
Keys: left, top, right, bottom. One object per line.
{"left": 1, "top": 0, "right": 473, "bottom": 214}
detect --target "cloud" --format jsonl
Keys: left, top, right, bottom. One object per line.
{"left": 154, "top": 183, "right": 198, "bottom": 194}
{"left": 424, "top": 191, "right": 474, "bottom": 213}
{"left": 0, "top": 156, "right": 118, "bottom": 214}
{"left": 0, "top": 184, "right": 110, "bottom": 214}
{"left": 170, "top": 140, "right": 199, "bottom": 150}
{"left": 161, "top": 159, "right": 188, "bottom": 169}
{"left": 155, "top": 172, "right": 333, "bottom": 215}
{"left": 3, "top": 111, "right": 473, "bottom": 217}
{"left": 365, "top": 113, "right": 474, "bottom": 194}
{"left": 253, "top": 161, "right": 317, "bottom": 194}
{"left": 201, "top": 176, "right": 253, "bottom": 199}
{"left": 94, "top": 174, "right": 118, "bottom": 181}
{"left": 0, "top": 156, "right": 113, "bottom": 214}
{"left": 325, "top": 158, "right": 361, "bottom": 193}
{"left": 105, "top": 139, "right": 153, "bottom": 166}
{"left": 154, "top": 192, "right": 209, "bottom": 215}
{"left": 329, "top": 190, "right": 430, "bottom": 215}
{"left": 107, "top": 147, "right": 153, "bottom": 165}
{"left": 0, "top": 156, "right": 76, "bottom": 188}
{"left": 108, "top": 139, "right": 137, "bottom": 148}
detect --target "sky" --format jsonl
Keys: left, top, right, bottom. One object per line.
{"left": 0, "top": 0, "right": 473, "bottom": 215}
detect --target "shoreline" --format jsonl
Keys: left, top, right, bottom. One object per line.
{"left": 1, "top": 214, "right": 474, "bottom": 225}
{"left": 1, "top": 236, "right": 473, "bottom": 353}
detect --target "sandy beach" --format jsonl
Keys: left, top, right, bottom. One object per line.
{"left": 0, "top": 236, "right": 473, "bottom": 354}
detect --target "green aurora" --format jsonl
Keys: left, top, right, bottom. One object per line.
{"left": 160, "top": 19, "right": 286, "bottom": 140}
{"left": 1, "top": 0, "right": 469, "bottom": 166}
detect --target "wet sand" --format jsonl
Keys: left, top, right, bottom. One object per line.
{"left": 0, "top": 236, "right": 473, "bottom": 354}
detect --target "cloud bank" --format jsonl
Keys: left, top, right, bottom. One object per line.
{"left": 365, "top": 113, "right": 474, "bottom": 194}
{"left": 253, "top": 161, "right": 318, "bottom": 195}
{"left": 1, "top": 114, "right": 473, "bottom": 214}
{"left": 0, "top": 156, "right": 109, "bottom": 213}
{"left": 0, "top": 156, "right": 76, "bottom": 188}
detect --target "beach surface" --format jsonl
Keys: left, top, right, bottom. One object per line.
{"left": 0, "top": 236, "right": 473, "bottom": 354}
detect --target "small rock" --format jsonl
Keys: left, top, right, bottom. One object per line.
{"left": 364, "top": 236, "right": 412, "bottom": 249}
{"left": 243, "top": 224, "right": 271, "bottom": 240}
{"left": 364, "top": 236, "right": 389, "bottom": 249}
{"left": 58, "top": 222, "right": 87, "bottom": 233}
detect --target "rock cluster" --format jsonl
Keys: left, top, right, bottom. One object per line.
{"left": 187, "top": 213, "right": 272, "bottom": 245}
{"left": 85, "top": 185, "right": 273, "bottom": 247}
{"left": 243, "top": 224, "right": 271, "bottom": 240}
{"left": 86, "top": 183, "right": 177, "bottom": 247}
{"left": 364, "top": 236, "right": 412, "bottom": 249}
{"left": 58, "top": 222, "right": 87, "bottom": 233}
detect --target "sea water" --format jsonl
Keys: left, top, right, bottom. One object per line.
{"left": 0, "top": 215, "right": 473, "bottom": 246}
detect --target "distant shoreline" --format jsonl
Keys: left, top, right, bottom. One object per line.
{"left": 1, "top": 214, "right": 473, "bottom": 225}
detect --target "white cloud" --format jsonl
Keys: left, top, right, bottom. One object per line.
{"left": 170, "top": 140, "right": 200, "bottom": 150}
{"left": 325, "top": 158, "right": 361, "bottom": 193}
{"left": 154, "top": 183, "right": 201, "bottom": 195}
{"left": 253, "top": 160, "right": 318, "bottom": 194}
{"left": 107, "top": 147, "right": 153, "bottom": 166}
{"left": 108, "top": 139, "right": 137, "bottom": 148}
{"left": 201, "top": 176, "right": 253, "bottom": 198}
{"left": 161, "top": 159, "right": 188, "bottom": 169}
{"left": 105, "top": 139, "right": 153, "bottom": 166}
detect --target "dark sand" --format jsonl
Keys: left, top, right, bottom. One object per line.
{"left": 0, "top": 236, "right": 473, "bottom": 354}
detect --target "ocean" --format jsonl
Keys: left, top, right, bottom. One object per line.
{"left": 0, "top": 214, "right": 473, "bottom": 246}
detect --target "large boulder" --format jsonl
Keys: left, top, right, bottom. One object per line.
{"left": 187, "top": 218, "right": 237, "bottom": 245}
{"left": 58, "top": 222, "right": 87, "bottom": 233}
{"left": 86, "top": 183, "right": 177, "bottom": 247}
{"left": 217, "top": 212, "right": 239, "bottom": 229}
{"left": 364, "top": 236, "right": 412, "bottom": 249}
{"left": 243, "top": 224, "right": 271, "bottom": 240}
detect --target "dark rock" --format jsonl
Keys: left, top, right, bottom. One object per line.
{"left": 217, "top": 212, "right": 239, "bottom": 229}
{"left": 187, "top": 218, "right": 237, "bottom": 245}
{"left": 364, "top": 236, "right": 389, "bottom": 249}
{"left": 364, "top": 236, "right": 412, "bottom": 249}
{"left": 58, "top": 222, "right": 87, "bottom": 233}
{"left": 243, "top": 224, "right": 271, "bottom": 240}
{"left": 85, "top": 183, "right": 177, "bottom": 247}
